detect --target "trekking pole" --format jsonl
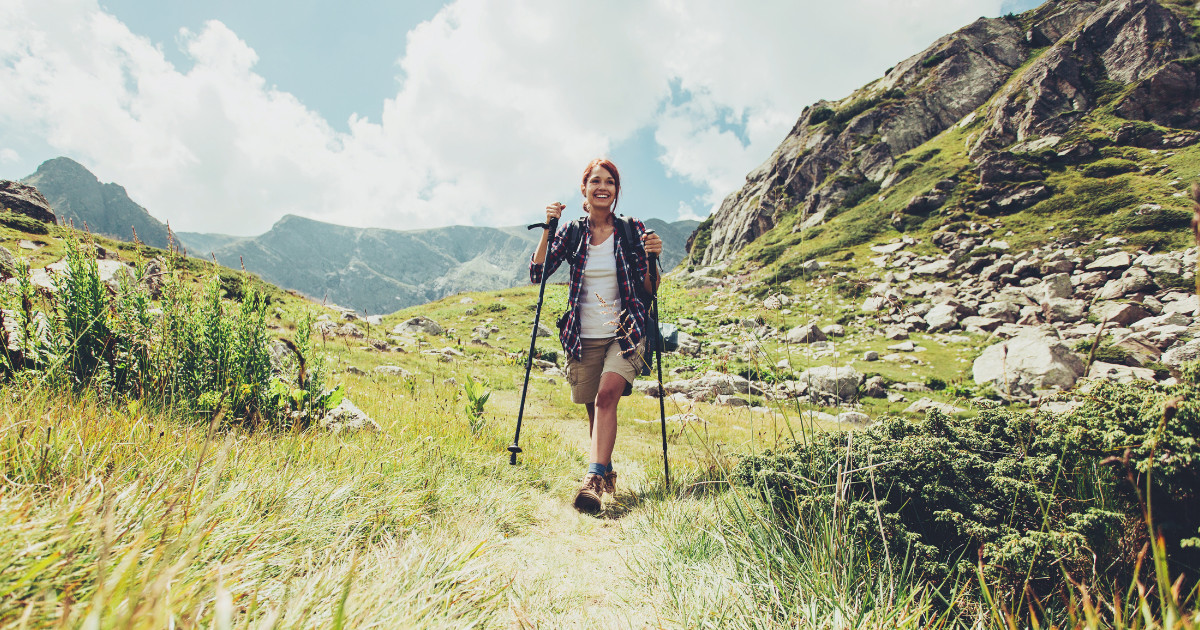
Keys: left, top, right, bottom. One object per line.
{"left": 646, "top": 233, "right": 671, "bottom": 489}
{"left": 509, "top": 216, "right": 559, "bottom": 465}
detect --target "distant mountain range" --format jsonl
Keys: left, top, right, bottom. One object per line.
{"left": 16, "top": 157, "right": 698, "bottom": 314}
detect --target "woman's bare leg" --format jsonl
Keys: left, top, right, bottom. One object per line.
{"left": 590, "top": 372, "right": 626, "bottom": 466}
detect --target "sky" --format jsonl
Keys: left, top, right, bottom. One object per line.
{"left": 0, "top": 0, "right": 1041, "bottom": 235}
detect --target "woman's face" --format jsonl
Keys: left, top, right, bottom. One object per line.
{"left": 581, "top": 165, "right": 618, "bottom": 212}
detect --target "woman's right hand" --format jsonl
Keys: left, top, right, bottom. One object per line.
{"left": 545, "top": 202, "right": 564, "bottom": 224}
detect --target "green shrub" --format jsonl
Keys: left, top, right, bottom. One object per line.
{"left": 0, "top": 210, "right": 50, "bottom": 235}
{"left": 841, "top": 180, "right": 881, "bottom": 209}
{"left": 688, "top": 215, "right": 715, "bottom": 258}
{"left": 925, "top": 376, "right": 946, "bottom": 391}
{"left": 810, "top": 106, "right": 835, "bottom": 124}
{"left": 1111, "top": 208, "right": 1193, "bottom": 232}
{"left": 1081, "top": 158, "right": 1139, "bottom": 178}
{"left": 969, "top": 246, "right": 1004, "bottom": 258}
{"left": 922, "top": 50, "right": 948, "bottom": 68}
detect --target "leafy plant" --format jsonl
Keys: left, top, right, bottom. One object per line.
{"left": 462, "top": 375, "right": 491, "bottom": 434}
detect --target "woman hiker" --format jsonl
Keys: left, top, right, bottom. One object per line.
{"left": 529, "top": 158, "right": 663, "bottom": 513}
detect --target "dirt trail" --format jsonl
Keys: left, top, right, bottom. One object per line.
{"left": 491, "top": 395, "right": 670, "bottom": 628}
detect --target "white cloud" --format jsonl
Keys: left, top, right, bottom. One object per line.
{"left": 0, "top": 149, "right": 18, "bottom": 164}
{"left": 675, "top": 201, "right": 702, "bottom": 222}
{"left": 0, "top": 0, "right": 1009, "bottom": 233}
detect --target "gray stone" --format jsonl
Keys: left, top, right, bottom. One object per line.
{"left": 800, "top": 365, "right": 863, "bottom": 400}
{"left": 912, "top": 259, "right": 956, "bottom": 277}
{"left": 864, "top": 376, "right": 887, "bottom": 398}
{"left": 1023, "top": 273, "right": 1073, "bottom": 304}
{"left": 1163, "top": 294, "right": 1199, "bottom": 316}
{"left": 889, "top": 340, "right": 917, "bottom": 352}
{"left": 978, "top": 301, "right": 1020, "bottom": 323}
{"left": 1087, "top": 361, "right": 1157, "bottom": 384}
{"left": 1086, "top": 251, "right": 1132, "bottom": 271}
{"left": 962, "top": 316, "right": 1003, "bottom": 333}
{"left": 0, "top": 245, "right": 16, "bottom": 278}
{"left": 904, "top": 397, "right": 967, "bottom": 415}
{"left": 863, "top": 350, "right": 880, "bottom": 361}
{"left": 972, "top": 329, "right": 1086, "bottom": 400}
{"left": 861, "top": 296, "right": 888, "bottom": 312}
{"left": 1097, "top": 267, "right": 1154, "bottom": 300}
{"left": 925, "top": 303, "right": 960, "bottom": 332}
{"left": 716, "top": 394, "right": 750, "bottom": 407}
{"left": 1046, "top": 298, "right": 1087, "bottom": 322}
{"left": 320, "top": 399, "right": 381, "bottom": 433}
{"left": 1136, "top": 253, "right": 1183, "bottom": 276}
{"left": 394, "top": 316, "right": 444, "bottom": 336}
{"left": 373, "top": 365, "right": 413, "bottom": 378}
{"left": 0, "top": 180, "right": 56, "bottom": 223}
{"left": 1091, "top": 301, "right": 1151, "bottom": 327}
{"left": 836, "top": 411, "right": 872, "bottom": 425}
{"left": 1163, "top": 340, "right": 1200, "bottom": 369}
{"left": 785, "top": 323, "right": 827, "bottom": 344}
{"left": 821, "top": 324, "right": 846, "bottom": 337}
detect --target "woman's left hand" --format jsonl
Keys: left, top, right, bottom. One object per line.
{"left": 642, "top": 232, "right": 663, "bottom": 256}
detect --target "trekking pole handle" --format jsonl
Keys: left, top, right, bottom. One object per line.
{"left": 644, "top": 229, "right": 660, "bottom": 285}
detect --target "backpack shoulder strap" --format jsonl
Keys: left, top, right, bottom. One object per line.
{"left": 563, "top": 218, "right": 586, "bottom": 264}
{"left": 614, "top": 216, "right": 640, "bottom": 260}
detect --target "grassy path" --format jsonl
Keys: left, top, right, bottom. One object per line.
{"left": 487, "top": 390, "right": 677, "bottom": 628}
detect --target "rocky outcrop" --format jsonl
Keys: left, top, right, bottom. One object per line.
{"left": 973, "top": 328, "right": 1086, "bottom": 398}
{"left": 0, "top": 181, "right": 56, "bottom": 224}
{"left": 692, "top": 0, "right": 1200, "bottom": 265}
{"left": 972, "top": 0, "right": 1197, "bottom": 154}
{"left": 21, "top": 157, "right": 170, "bottom": 247}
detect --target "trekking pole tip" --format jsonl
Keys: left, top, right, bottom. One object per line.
{"left": 507, "top": 443, "right": 522, "bottom": 465}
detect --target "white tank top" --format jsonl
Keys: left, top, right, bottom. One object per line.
{"left": 579, "top": 234, "right": 621, "bottom": 338}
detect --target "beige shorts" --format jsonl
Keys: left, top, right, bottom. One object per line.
{"left": 564, "top": 337, "right": 646, "bottom": 404}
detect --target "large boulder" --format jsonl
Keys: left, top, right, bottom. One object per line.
{"left": 785, "top": 323, "right": 827, "bottom": 344}
{"left": 0, "top": 181, "right": 56, "bottom": 224}
{"left": 798, "top": 365, "right": 862, "bottom": 401}
{"left": 925, "top": 303, "right": 960, "bottom": 332}
{"left": 0, "top": 245, "right": 16, "bottom": 279}
{"left": 393, "top": 316, "right": 444, "bottom": 336}
{"left": 972, "top": 329, "right": 1086, "bottom": 400}
{"left": 320, "top": 398, "right": 380, "bottom": 433}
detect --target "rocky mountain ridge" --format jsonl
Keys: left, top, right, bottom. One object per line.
{"left": 20, "top": 157, "right": 172, "bottom": 248}
{"left": 692, "top": 0, "right": 1200, "bottom": 266}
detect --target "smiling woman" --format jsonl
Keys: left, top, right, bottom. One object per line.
{"left": 530, "top": 158, "right": 663, "bottom": 513}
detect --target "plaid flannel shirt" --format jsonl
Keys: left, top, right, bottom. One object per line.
{"left": 529, "top": 216, "right": 650, "bottom": 361}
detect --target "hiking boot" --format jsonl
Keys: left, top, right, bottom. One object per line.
{"left": 573, "top": 473, "right": 604, "bottom": 513}
{"left": 604, "top": 469, "right": 618, "bottom": 496}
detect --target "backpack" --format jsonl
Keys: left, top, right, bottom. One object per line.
{"left": 557, "top": 217, "right": 679, "bottom": 373}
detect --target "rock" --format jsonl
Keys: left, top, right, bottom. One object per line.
{"left": 663, "top": 371, "right": 763, "bottom": 399}
{"left": 1045, "top": 298, "right": 1087, "bottom": 323}
{"left": 373, "top": 365, "right": 413, "bottom": 379}
{"left": 821, "top": 324, "right": 846, "bottom": 337}
{"left": 976, "top": 184, "right": 1050, "bottom": 215}
{"left": 861, "top": 296, "right": 888, "bottom": 312}
{"left": 904, "top": 397, "right": 967, "bottom": 415}
{"left": 0, "top": 180, "right": 56, "bottom": 224}
{"left": 1091, "top": 301, "right": 1151, "bottom": 327}
{"left": 912, "top": 259, "right": 956, "bottom": 277}
{"left": 889, "top": 340, "right": 917, "bottom": 352}
{"left": 632, "top": 380, "right": 661, "bottom": 396}
{"left": 1111, "top": 334, "right": 1163, "bottom": 365}
{"left": 1097, "top": 267, "right": 1154, "bottom": 300}
{"left": 675, "top": 331, "right": 702, "bottom": 356}
{"left": 1136, "top": 253, "right": 1183, "bottom": 277}
{"left": 1086, "top": 361, "right": 1157, "bottom": 384}
{"left": 1163, "top": 294, "right": 1199, "bottom": 316}
{"left": 885, "top": 327, "right": 910, "bottom": 340}
{"left": 972, "top": 329, "right": 1086, "bottom": 400}
{"left": 0, "top": 245, "right": 16, "bottom": 278}
{"left": 1023, "top": 273, "right": 1072, "bottom": 304}
{"left": 320, "top": 399, "right": 380, "bottom": 433}
{"left": 1130, "top": 312, "right": 1191, "bottom": 332}
{"left": 716, "top": 394, "right": 750, "bottom": 407}
{"left": 785, "top": 324, "right": 827, "bottom": 344}
{"left": 977, "top": 152, "right": 1045, "bottom": 185}
{"left": 798, "top": 365, "right": 862, "bottom": 400}
{"left": 863, "top": 376, "right": 887, "bottom": 398}
{"left": 962, "top": 316, "right": 1004, "bottom": 333}
{"left": 863, "top": 350, "right": 880, "bottom": 361}
{"left": 978, "top": 301, "right": 1020, "bottom": 323}
{"left": 925, "top": 303, "right": 960, "bottom": 332}
{"left": 393, "top": 316, "right": 444, "bottom": 336}
{"left": 1162, "top": 339, "right": 1200, "bottom": 369}
{"left": 1086, "top": 252, "right": 1132, "bottom": 272}
{"left": 836, "top": 411, "right": 872, "bottom": 425}
{"left": 535, "top": 323, "right": 555, "bottom": 338}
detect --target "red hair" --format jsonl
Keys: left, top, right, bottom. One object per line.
{"left": 581, "top": 158, "right": 620, "bottom": 213}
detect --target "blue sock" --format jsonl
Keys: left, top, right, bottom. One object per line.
{"left": 606, "top": 463, "right": 615, "bottom": 475}
{"left": 587, "top": 462, "right": 607, "bottom": 477}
